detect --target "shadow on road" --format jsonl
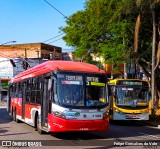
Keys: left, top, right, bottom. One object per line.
{"left": 110, "top": 120, "right": 151, "bottom": 127}
{"left": 0, "top": 128, "right": 8, "bottom": 133}
{"left": 0, "top": 132, "right": 32, "bottom": 137}
{"left": 0, "top": 107, "right": 12, "bottom": 124}
{"left": 49, "top": 120, "right": 160, "bottom": 141}
{"left": 51, "top": 131, "right": 107, "bottom": 140}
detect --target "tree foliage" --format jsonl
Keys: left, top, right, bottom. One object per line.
{"left": 61, "top": 0, "right": 160, "bottom": 75}
{"left": 61, "top": 0, "right": 135, "bottom": 64}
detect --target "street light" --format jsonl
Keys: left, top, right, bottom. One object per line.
{"left": 0, "top": 40, "right": 16, "bottom": 46}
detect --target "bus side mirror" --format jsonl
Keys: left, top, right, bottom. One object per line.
{"left": 53, "top": 78, "right": 57, "bottom": 94}
{"left": 48, "top": 79, "right": 52, "bottom": 91}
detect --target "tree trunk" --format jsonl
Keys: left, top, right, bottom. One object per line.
{"left": 151, "top": 8, "right": 156, "bottom": 116}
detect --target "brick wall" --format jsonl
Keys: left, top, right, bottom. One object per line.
{"left": 0, "top": 43, "right": 62, "bottom": 60}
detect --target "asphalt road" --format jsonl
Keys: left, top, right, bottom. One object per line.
{"left": 0, "top": 105, "right": 160, "bottom": 149}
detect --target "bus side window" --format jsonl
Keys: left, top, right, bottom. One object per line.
{"left": 26, "top": 80, "right": 31, "bottom": 103}
{"left": 15, "top": 84, "right": 19, "bottom": 97}
{"left": 10, "top": 85, "right": 14, "bottom": 98}
{"left": 30, "top": 78, "right": 36, "bottom": 104}
{"left": 18, "top": 83, "right": 22, "bottom": 98}
{"left": 36, "top": 77, "right": 41, "bottom": 104}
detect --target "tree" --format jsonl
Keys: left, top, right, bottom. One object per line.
{"left": 61, "top": 0, "right": 133, "bottom": 64}
{"left": 109, "top": 0, "right": 160, "bottom": 114}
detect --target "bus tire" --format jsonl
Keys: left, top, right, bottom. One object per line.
{"left": 36, "top": 115, "right": 44, "bottom": 134}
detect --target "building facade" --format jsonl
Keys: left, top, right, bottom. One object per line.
{"left": 0, "top": 42, "right": 62, "bottom": 59}
{"left": 0, "top": 43, "right": 62, "bottom": 78}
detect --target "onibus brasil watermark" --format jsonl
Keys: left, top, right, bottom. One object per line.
{"left": 0, "top": 140, "right": 159, "bottom": 147}
{"left": 114, "top": 141, "right": 158, "bottom": 148}
{"left": 1, "top": 141, "right": 42, "bottom": 147}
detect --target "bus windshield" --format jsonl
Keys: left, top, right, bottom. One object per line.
{"left": 57, "top": 73, "right": 107, "bottom": 108}
{"left": 116, "top": 86, "right": 149, "bottom": 106}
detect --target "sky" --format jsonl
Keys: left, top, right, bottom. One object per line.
{"left": 0, "top": 0, "right": 86, "bottom": 51}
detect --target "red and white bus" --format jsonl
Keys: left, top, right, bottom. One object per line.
{"left": 8, "top": 60, "right": 109, "bottom": 134}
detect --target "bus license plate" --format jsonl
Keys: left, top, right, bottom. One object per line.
{"left": 126, "top": 115, "right": 137, "bottom": 119}
{"left": 80, "top": 128, "right": 89, "bottom": 131}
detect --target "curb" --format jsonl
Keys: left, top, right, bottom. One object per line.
{"left": 0, "top": 104, "right": 7, "bottom": 109}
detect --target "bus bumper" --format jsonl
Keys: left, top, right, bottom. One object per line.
{"left": 113, "top": 112, "right": 149, "bottom": 120}
{"left": 48, "top": 114, "right": 109, "bottom": 132}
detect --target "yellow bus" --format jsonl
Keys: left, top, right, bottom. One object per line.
{"left": 108, "top": 79, "right": 149, "bottom": 120}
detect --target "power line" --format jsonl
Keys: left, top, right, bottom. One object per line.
{"left": 48, "top": 38, "right": 62, "bottom": 44}
{"left": 43, "top": 33, "right": 65, "bottom": 43}
{"left": 0, "top": 41, "right": 16, "bottom": 46}
{"left": 43, "top": 0, "right": 68, "bottom": 19}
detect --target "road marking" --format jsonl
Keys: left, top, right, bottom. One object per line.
{"left": 138, "top": 132, "right": 160, "bottom": 139}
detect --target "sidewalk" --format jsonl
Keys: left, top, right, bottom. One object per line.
{"left": 0, "top": 101, "right": 7, "bottom": 108}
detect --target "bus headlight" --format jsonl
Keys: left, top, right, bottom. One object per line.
{"left": 52, "top": 111, "right": 66, "bottom": 119}
{"left": 115, "top": 109, "right": 120, "bottom": 113}
{"left": 114, "top": 109, "right": 123, "bottom": 114}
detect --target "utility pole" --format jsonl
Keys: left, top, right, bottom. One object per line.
{"left": 124, "top": 63, "right": 127, "bottom": 79}
{"left": 22, "top": 48, "right": 28, "bottom": 70}
{"left": 151, "top": 8, "right": 156, "bottom": 117}
{"left": 25, "top": 48, "right": 27, "bottom": 59}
